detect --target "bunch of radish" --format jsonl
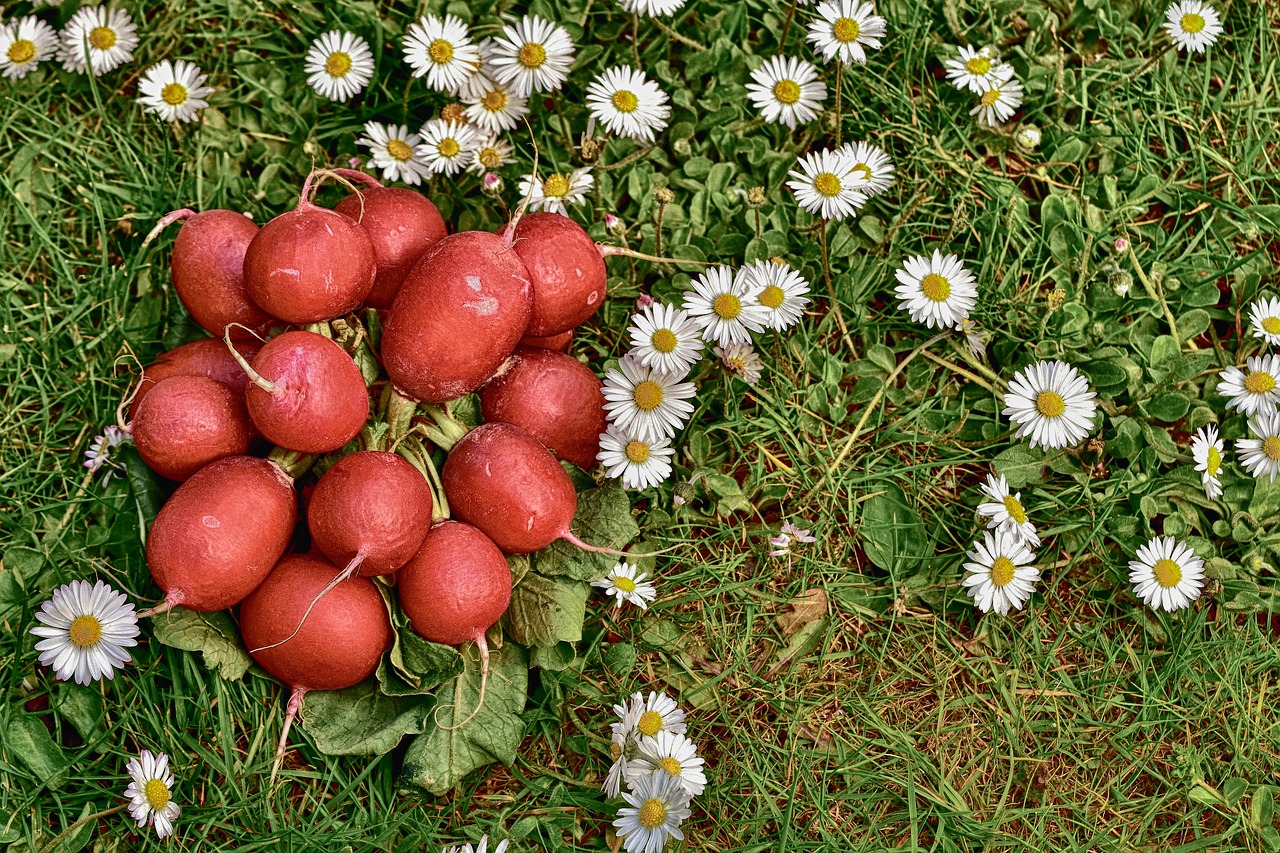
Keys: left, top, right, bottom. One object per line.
{"left": 128, "top": 167, "right": 656, "bottom": 779}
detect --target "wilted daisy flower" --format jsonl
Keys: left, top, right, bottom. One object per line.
{"left": 893, "top": 250, "right": 978, "bottom": 330}
{"left": 517, "top": 169, "right": 595, "bottom": 215}
{"left": 745, "top": 55, "right": 827, "bottom": 129}
{"left": 125, "top": 750, "right": 180, "bottom": 839}
{"left": 1164, "top": 0, "right": 1223, "bottom": 53}
{"left": 976, "top": 473, "right": 1040, "bottom": 547}
{"left": 629, "top": 302, "right": 704, "bottom": 374}
{"left": 614, "top": 770, "right": 692, "bottom": 853}
{"left": 972, "top": 67, "right": 1024, "bottom": 127}
{"left": 137, "top": 60, "right": 214, "bottom": 123}
{"left": 628, "top": 731, "right": 707, "bottom": 796}
{"left": 598, "top": 424, "right": 675, "bottom": 490}
{"left": 58, "top": 5, "right": 137, "bottom": 76}
{"left": 84, "top": 425, "right": 130, "bottom": 481}
{"left": 593, "top": 562, "right": 659, "bottom": 610}
{"left": 358, "top": 123, "right": 432, "bottom": 186}
{"left": 304, "top": 31, "right": 373, "bottom": 102}
{"left": 1217, "top": 355, "right": 1280, "bottom": 417}
{"left": 604, "top": 729, "right": 631, "bottom": 797}
{"left": 586, "top": 66, "right": 672, "bottom": 142}
{"left": 487, "top": 14, "right": 575, "bottom": 98}
{"left": 1237, "top": 408, "right": 1280, "bottom": 483}
{"left": 1129, "top": 536, "right": 1205, "bottom": 612}
{"left": 962, "top": 529, "right": 1039, "bottom": 616}
{"left": 0, "top": 16, "right": 58, "bottom": 79}
{"left": 30, "top": 579, "right": 139, "bottom": 685}
{"left": 602, "top": 355, "right": 697, "bottom": 443}
{"left": 944, "top": 45, "right": 1003, "bottom": 93}
{"left": 617, "top": 0, "right": 688, "bottom": 15}
{"left": 1248, "top": 296, "right": 1280, "bottom": 347}
{"left": 461, "top": 73, "right": 529, "bottom": 133}
{"left": 1002, "top": 360, "right": 1098, "bottom": 450}
{"left": 806, "top": 0, "right": 887, "bottom": 66}
{"left": 418, "top": 119, "right": 480, "bottom": 176}
{"left": 682, "top": 266, "right": 770, "bottom": 347}
{"left": 836, "top": 141, "right": 894, "bottom": 196}
{"left": 467, "top": 134, "right": 515, "bottom": 175}
{"left": 770, "top": 521, "right": 817, "bottom": 557}
{"left": 1015, "top": 125, "right": 1042, "bottom": 150}
{"left": 1190, "top": 425, "right": 1224, "bottom": 500}
{"left": 442, "top": 835, "right": 509, "bottom": 853}
{"left": 786, "top": 148, "right": 868, "bottom": 220}
{"left": 403, "top": 14, "right": 480, "bottom": 94}
{"left": 740, "top": 259, "right": 811, "bottom": 331}
{"left": 714, "top": 343, "right": 764, "bottom": 386}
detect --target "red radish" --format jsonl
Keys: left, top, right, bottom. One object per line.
{"left": 243, "top": 171, "right": 376, "bottom": 323}
{"left": 480, "top": 347, "right": 606, "bottom": 469}
{"left": 334, "top": 187, "right": 447, "bottom": 310}
{"left": 519, "top": 330, "right": 572, "bottom": 352}
{"left": 239, "top": 552, "right": 392, "bottom": 781}
{"left": 382, "top": 231, "right": 533, "bottom": 403}
{"left": 142, "top": 456, "right": 296, "bottom": 615}
{"left": 147, "top": 209, "right": 273, "bottom": 338}
{"left": 129, "top": 337, "right": 263, "bottom": 420}
{"left": 132, "top": 375, "right": 254, "bottom": 481}
{"left": 500, "top": 212, "right": 607, "bottom": 337}
{"left": 231, "top": 330, "right": 369, "bottom": 453}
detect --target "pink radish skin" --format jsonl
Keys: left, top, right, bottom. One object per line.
{"left": 144, "top": 456, "right": 297, "bottom": 614}
{"left": 130, "top": 338, "right": 263, "bottom": 420}
{"left": 480, "top": 347, "right": 606, "bottom": 470}
{"left": 334, "top": 188, "right": 448, "bottom": 310}
{"left": 157, "top": 209, "right": 274, "bottom": 338}
{"left": 382, "top": 231, "right": 533, "bottom": 404}
{"left": 501, "top": 212, "right": 607, "bottom": 337}
{"left": 132, "top": 375, "right": 254, "bottom": 481}
{"left": 240, "top": 331, "right": 370, "bottom": 454}
{"left": 397, "top": 521, "right": 512, "bottom": 647}
{"left": 518, "top": 330, "right": 572, "bottom": 352}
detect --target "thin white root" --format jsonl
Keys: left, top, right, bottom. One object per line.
{"left": 247, "top": 553, "right": 365, "bottom": 654}
{"left": 438, "top": 633, "right": 490, "bottom": 731}
{"left": 270, "top": 686, "right": 307, "bottom": 785}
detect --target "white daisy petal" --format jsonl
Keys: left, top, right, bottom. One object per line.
{"left": 304, "top": 31, "right": 375, "bottom": 102}
{"left": 461, "top": 73, "right": 530, "bottom": 133}
{"left": 591, "top": 561, "right": 659, "bottom": 609}
{"left": 517, "top": 168, "right": 594, "bottom": 215}
{"left": 893, "top": 249, "right": 977, "bottom": 330}
{"left": 713, "top": 343, "right": 764, "bottom": 386}
{"left": 738, "top": 258, "right": 811, "bottom": 331}
{"left": 597, "top": 424, "right": 675, "bottom": 490}
{"left": 1236, "top": 408, "right": 1280, "bottom": 483}
{"left": 1190, "top": 425, "right": 1224, "bottom": 500}
{"left": 806, "top": 0, "right": 887, "bottom": 65}
{"left": 786, "top": 148, "right": 868, "bottom": 220}
{"left": 627, "top": 730, "right": 706, "bottom": 796}
{"left": 962, "top": 529, "right": 1039, "bottom": 616}
{"left": 601, "top": 355, "right": 696, "bottom": 443}
{"left": 616, "top": 0, "right": 688, "bottom": 16}
{"left": 970, "top": 65, "right": 1023, "bottom": 127}
{"left": 30, "top": 579, "right": 139, "bottom": 685}
{"left": 627, "top": 302, "right": 705, "bottom": 374}
{"left": 137, "top": 60, "right": 215, "bottom": 124}
{"left": 466, "top": 133, "right": 516, "bottom": 175}
{"left": 124, "top": 750, "right": 181, "bottom": 839}
{"left": 586, "top": 66, "right": 671, "bottom": 142}
{"left": 58, "top": 6, "right": 137, "bottom": 76}
{"left": 975, "top": 473, "right": 1040, "bottom": 547}
{"left": 614, "top": 769, "right": 693, "bottom": 853}
{"left": 1217, "top": 355, "right": 1280, "bottom": 417}
{"left": 1248, "top": 296, "right": 1280, "bottom": 347}
{"left": 835, "top": 140, "right": 894, "bottom": 196}
{"left": 403, "top": 14, "right": 480, "bottom": 94}
{"left": 356, "top": 122, "right": 433, "bottom": 186}
{"left": 681, "top": 266, "right": 770, "bottom": 347}
{"left": 418, "top": 119, "right": 481, "bottom": 177}
{"left": 1001, "top": 359, "right": 1098, "bottom": 450}
{"left": 0, "top": 16, "right": 59, "bottom": 79}
{"left": 944, "top": 44, "right": 1004, "bottom": 94}
{"left": 1128, "top": 535, "right": 1205, "bottom": 611}
{"left": 487, "top": 15, "right": 575, "bottom": 98}
{"left": 1163, "top": 0, "right": 1223, "bottom": 53}
{"left": 745, "top": 55, "right": 826, "bottom": 129}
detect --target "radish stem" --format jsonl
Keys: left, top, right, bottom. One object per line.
{"left": 598, "top": 244, "right": 710, "bottom": 266}
{"left": 144, "top": 208, "right": 194, "bottom": 245}
{"left": 222, "top": 325, "right": 276, "bottom": 393}
{"left": 271, "top": 686, "right": 308, "bottom": 785}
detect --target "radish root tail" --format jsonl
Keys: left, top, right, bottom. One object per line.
{"left": 502, "top": 117, "right": 540, "bottom": 248}
{"left": 598, "top": 245, "right": 711, "bottom": 266}
{"left": 247, "top": 553, "right": 366, "bottom": 654}
{"left": 137, "top": 593, "right": 180, "bottom": 619}
{"left": 144, "top": 209, "right": 194, "bottom": 245}
{"left": 222, "top": 324, "right": 275, "bottom": 393}
{"left": 559, "top": 530, "right": 678, "bottom": 558}
{"left": 270, "top": 686, "right": 307, "bottom": 785}
{"left": 439, "top": 633, "right": 490, "bottom": 731}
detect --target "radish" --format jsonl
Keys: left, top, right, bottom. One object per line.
{"left": 243, "top": 170, "right": 376, "bottom": 324}
{"left": 480, "top": 347, "right": 606, "bottom": 470}
{"left": 500, "top": 212, "right": 607, "bottom": 337}
{"left": 334, "top": 186, "right": 447, "bottom": 310}
{"left": 382, "top": 230, "right": 533, "bottom": 403}
{"left": 132, "top": 375, "right": 254, "bottom": 481}
{"left": 142, "top": 455, "right": 297, "bottom": 615}
{"left": 128, "top": 337, "right": 263, "bottom": 420}
{"left": 146, "top": 209, "right": 273, "bottom": 339}
{"left": 239, "top": 552, "right": 392, "bottom": 780}
{"left": 228, "top": 330, "right": 369, "bottom": 454}
{"left": 519, "top": 330, "right": 573, "bottom": 352}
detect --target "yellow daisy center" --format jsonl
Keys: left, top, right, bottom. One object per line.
{"left": 773, "top": 79, "right": 801, "bottom": 105}
{"left": 638, "top": 797, "right": 668, "bottom": 829}
{"left": 9, "top": 39, "right": 35, "bottom": 64}
{"left": 637, "top": 710, "right": 663, "bottom": 737}
{"left": 437, "top": 138, "right": 461, "bottom": 158}
{"left": 1263, "top": 317, "right": 1280, "bottom": 335}
{"left": 625, "top": 440, "right": 651, "bottom": 464}
{"left": 325, "top": 51, "right": 352, "bottom": 78}
{"left": 68, "top": 615, "right": 103, "bottom": 648}
{"left": 1181, "top": 13, "right": 1206, "bottom": 34}
{"left": 1003, "top": 495, "right": 1027, "bottom": 525}
{"left": 980, "top": 88, "right": 1001, "bottom": 108}
{"left": 921, "top": 273, "right": 951, "bottom": 302}
{"left": 659, "top": 757, "right": 682, "bottom": 775}
{"left": 144, "top": 778, "right": 171, "bottom": 811}
{"left": 518, "top": 42, "right": 546, "bottom": 69}
{"left": 989, "top": 556, "right": 1016, "bottom": 588}
{"left": 1035, "top": 391, "right": 1066, "bottom": 418}
{"left": 1244, "top": 371, "right": 1276, "bottom": 394}
{"left": 89, "top": 27, "right": 116, "bottom": 51}
{"left": 161, "top": 83, "right": 187, "bottom": 106}
{"left": 542, "top": 173, "right": 571, "bottom": 198}
{"left": 1265, "top": 437, "right": 1280, "bottom": 461}
{"left": 428, "top": 39, "right": 454, "bottom": 64}
{"left": 966, "top": 56, "right": 992, "bottom": 75}
{"left": 813, "top": 172, "right": 841, "bottom": 197}
{"left": 483, "top": 89, "right": 507, "bottom": 112}
{"left": 651, "top": 328, "right": 678, "bottom": 353}
{"left": 833, "top": 17, "right": 860, "bottom": 43}
{"left": 1206, "top": 447, "right": 1222, "bottom": 477}
{"left": 713, "top": 293, "right": 742, "bottom": 320}
{"left": 612, "top": 89, "right": 639, "bottom": 113}
{"left": 614, "top": 575, "right": 638, "bottom": 593}
{"left": 386, "top": 138, "right": 414, "bottom": 162}
{"left": 633, "top": 380, "right": 664, "bottom": 412}
{"left": 852, "top": 163, "right": 872, "bottom": 181}
{"left": 479, "top": 147, "right": 503, "bottom": 169}
{"left": 1152, "top": 558, "right": 1182, "bottom": 589}
{"left": 758, "top": 285, "right": 785, "bottom": 309}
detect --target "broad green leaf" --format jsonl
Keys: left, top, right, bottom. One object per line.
{"left": 375, "top": 587, "right": 463, "bottom": 697}
{"left": 536, "top": 483, "right": 639, "bottom": 582}
{"left": 5, "top": 713, "right": 70, "bottom": 789}
{"left": 301, "top": 681, "right": 434, "bottom": 757}
{"left": 150, "top": 609, "right": 252, "bottom": 681}
{"left": 51, "top": 684, "right": 104, "bottom": 740}
{"left": 504, "top": 572, "right": 587, "bottom": 650}
{"left": 860, "top": 484, "right": 931, "bottom": 574}
{"left": 1253, "top": 786, "right": 1275, "bottom": 827}
{"left": 1146, "top": 393, "right": 1190, "bottom": 422}
{"left": 1225, "top": 777, "right": 1249, "bottom": 807}
{"left": 993, "top": 445, "right": 1047, "bottom": 489}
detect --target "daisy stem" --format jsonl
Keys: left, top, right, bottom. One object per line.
{"left": 818, "top": 220, "right": 858, "bottom": 359}
{"left": 779, "top": 0, "right": 798, "bottom": 52}
{"left": 1126, "top": 244, "right": 1181, "bottom": 345}
{"left": 632, "top": 13, "right": 641, "bottom": 67}
{"left": 921, "top": 348, "right": 997, "bottom": 394}
{"left": 834, "top": 61, "right": 844, "bottom": 147}
{"left": 648, "top": 16, "right": 707, "bottom": 51}
{"left": 947, "top": 337, "right": 1004, "bottom": 388}
{"left": 37, "top": 805, "right": 126, "bottom": 853}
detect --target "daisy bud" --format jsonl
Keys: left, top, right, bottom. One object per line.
{"left": 580, "top": 137, "right": 601, "bottom": 163}
{"left": 347, "top": 156, "right": 361, "bottom": 169}
{"left": 1048, "top": 289, "right": 1067, "bottom": 312}
{"left": 1015, "top": 125, "right": 1041, "bottom": 150}
{"left": 482, "top": 172, "right": 503, "bottom": 195}
{"left": 1110, "top": 269, "right": 1133, "bottom": 297}
{"left": 1114, "top": 237, "right": 1130, "bottom": 252}
{"left": 655, "top": 186, "right": 675, "bottom": 205}
{"left": 634, "top": 293, "right": 654, "bottom": 310}
{"left": 747, "top": 186, "right": 767, "bottom": 208}
{"left": 605, "top": 213, "right": 622, "bottom": 232}
{"left": 672, "top": 481, "right": 695, "bottom": 506}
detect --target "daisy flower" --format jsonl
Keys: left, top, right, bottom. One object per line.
{"left": 403, "top": 14, "right": 480, "bottom": 94}
{"left": 357, "top": 123, "right": 432, "bottom": 186}
{"left": 0, "top": 16, "right": 58, "bottom": 80}
{"left": 467, "top": 134, "right": 515, "bottom": 175}
{"left": 125, "top": 751, "right": 181, "bottom": 839}
{"left": 604, "top": 728, "right": 631, "bottom": 798}
{"left": 944, "top": 45, "right": 1003, "bottom": 93}
{"left": 442, "top": 836, "right": 509, "bottom": 853}
{"left": 806, "top": 0, "right": 887, "bottom": 66}
{"left": 461, "top": 73, "right": 529, "bottom": 133}
{"left": 1002, "top": 360, "right": 1098, "bottom": 450}
{"left": 628, "top": 731, "right": 707, "bottom": 796}
{"left": 836, "top": 140, "right": 895, "bottom": 196}
{"left": 1248, "top": 296, "right": 1280, "bottom": 347}
{"left": 58, "top": 5, "right": 137, "bottom": 76}
{"left": 30, "top": 579, "right": 139, "bottom": 685}
{"left": 739, "top": 258, "right": 811, "bottom": 331}
{"left": 714, "top": 343, "right": 764, "bottom": 386}
{"left": 893, "top": 250, "right": 978, "bottom": 330}
{"left": 586, "top": 66, "right": 672, "bottom": 142}
{"left": 84, "top": 425, "right": 130, "bottom": 482}
{"left": 1217, "top": 355, "right": 1280, "bottom": 417}
{"left": 303, "top": 31, "right": 373, "bottom": 102}
{"left": 1191, "top": 425, "right": 1225, "bottom": 500}
{"left": 962, "top": 529, "right": 1040, "bottom": 616}
{"left": 601, "top": 355, "right": 697, "bottom": 443}
{"left": 418, "top": 119, "right": 480, "bottom": 176}
{"left": 487, "top": 14, "right": 575, "bottom": 98}
{"left": 617, "top": 0, "right": 688, "bottom": 15}
{"left": 745, "top": 55, "right": 827, "bottom": 130}
{"left": 137, "top": 60, "right": 214, "bottom": 124}
{"left": 628, "top": 302, "right": 704, "bottom": 374}
{"left": 786, "top": 148, "right": 868, "bottom": 220}
{"left": 614, "top": 770, "right": 693, "bottom": 853}
{"left": 598, "top": 424, "right": 675, "bottom": 490}
{"left": 1128, "top": 536, "right": 1205, "bottom": 612}
{"left": 517, "top": 169, "right": 595, "bottom": 215}
{"left": 976, "top": 473, "right": 1040, "bottom": 547}
{"left": 624, "top": 690, "right": 688, "bottom": 738}
{"left": 682, "top": 266, "right": 770, "bottom": 347}
{"left": 592, "top": 561, "right": 659, "bottom": 610}
{"left": 971, "top": 67, "right": 1024, "bottom": 127}
{"left": 1237, "top": 408, "right": 1280, "bottom": 483}
{"left": 1163, "top": 1, "right": 1223, "bottom": 53}
{"left": 770, "top": 521, "right": 817, "bottom": 557}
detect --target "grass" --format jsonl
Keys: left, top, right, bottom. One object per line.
{"left": 3, "top": 0, "right": 1280, "bottom": 850}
